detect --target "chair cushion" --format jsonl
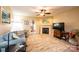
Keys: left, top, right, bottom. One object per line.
{"left": 0, "top": 41, "right": 8, "bottom": 48}
{"left": 3, "top": 33, "right": 9, "bottom": 41}
{"left": 9, "top": 40, "right": 18, "bottom": 45}
{"left": 3, "top": 32, "right": 13, "bottom": 41}
{"left": 0, "top": 40, "right": 18, "bottom": 48}
{"left": 9, "top": 32, "right": 14, "bottom": 40}
{"left": 0, "top": 35, "right": 4, "bottom": 42}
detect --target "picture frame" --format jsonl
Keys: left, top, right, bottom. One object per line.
{"left": 42, "top": 17, "right": 49, "bottom": 24}
{"left": 2, "top": 7, "right": 10, "bottom": 24}
{"left": 24, "top": 20, "right": 29, "bottom": 25}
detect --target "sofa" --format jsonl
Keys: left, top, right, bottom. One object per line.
{"left": 0, "top": 32, "right": 25, "bottom": 52}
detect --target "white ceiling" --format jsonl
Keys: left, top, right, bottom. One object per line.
{"left": 12, "top": 6, "right": 76, "bottom": 16}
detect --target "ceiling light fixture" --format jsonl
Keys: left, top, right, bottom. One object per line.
{"left": 36, "top": 9, "right": 51, "bottom": 16}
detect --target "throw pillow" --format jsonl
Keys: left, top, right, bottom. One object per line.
{"left": 12, "top": 33, "right": 19, "bottom": 39}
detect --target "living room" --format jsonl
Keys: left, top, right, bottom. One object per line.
{"left": 0, "top": 6, "right": 79, "bottom": 52}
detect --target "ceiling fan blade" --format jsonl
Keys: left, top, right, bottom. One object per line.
{"left": 36, "top": 14, "right": 40, "bottom": 16}
{"left": 45, "top": 12, "right": 51, "bottom": 14}
{"left": 35, "top": 12, "right": 40, "bottom": 13}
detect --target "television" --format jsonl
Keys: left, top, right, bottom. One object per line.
{"left": 53, "top": 22, "right": 64, "bottom": 31}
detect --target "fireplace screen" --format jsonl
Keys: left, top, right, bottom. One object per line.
{"left": 42, "top": 28, "right": 49, "bottom": 34}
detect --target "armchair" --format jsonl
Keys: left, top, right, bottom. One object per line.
{"left": 0, "top": 32, "right": 25, "bottom": 52}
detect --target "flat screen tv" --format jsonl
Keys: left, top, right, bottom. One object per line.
{"left": 53, "top": 22, "right": 64, "bottom": 31}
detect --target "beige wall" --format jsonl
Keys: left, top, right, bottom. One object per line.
{"left": 0, "top": 6, "right": 12, "bottom": 35}
{"left": 23, "top": 16, "right": 53, "bottom": 34}
{"left": 23, "top": 7, "right": 79, "bottom": 34}
{"left": 0, "top": 7, "right": 1, "bottom": 23}
{"left": 53, "top": 7, "right": 79, "bottom": 32}
{"left": 36, "top": 17, "right": 53, "bottom": 34}
{"left": 0, "top": 6, "right": 79, "bottom": 35}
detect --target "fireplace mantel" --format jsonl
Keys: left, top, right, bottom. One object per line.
{"left": 40, "top": 25, "right": 52, "bottom": 35}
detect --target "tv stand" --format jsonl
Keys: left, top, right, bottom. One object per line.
{"left": 54, "top": 29, "right": 63, "bottom": 39}
{"left": 53, "top": 29, "right": 69, "bottom": 41}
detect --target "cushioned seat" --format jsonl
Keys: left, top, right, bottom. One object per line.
{"left": 0, "top": 32, "right": 25, "bottom": 51}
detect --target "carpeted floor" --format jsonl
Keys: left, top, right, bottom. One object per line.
{"left": 26, "top": 34, "right": 79, "bottom": 52}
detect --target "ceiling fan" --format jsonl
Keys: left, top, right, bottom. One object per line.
{"left": 35, "top": 9, "right": 51, "bottom": 16}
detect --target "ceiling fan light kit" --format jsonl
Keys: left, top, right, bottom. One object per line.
{"left": 36, "top": 8, "right": 51, "bottom": 16}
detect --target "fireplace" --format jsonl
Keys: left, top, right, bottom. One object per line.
{"left": 42, "top": 28, "right": 49, "bottom": 34}
{"left": 40, "top": 25, "right": 52, "bottom": 35}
